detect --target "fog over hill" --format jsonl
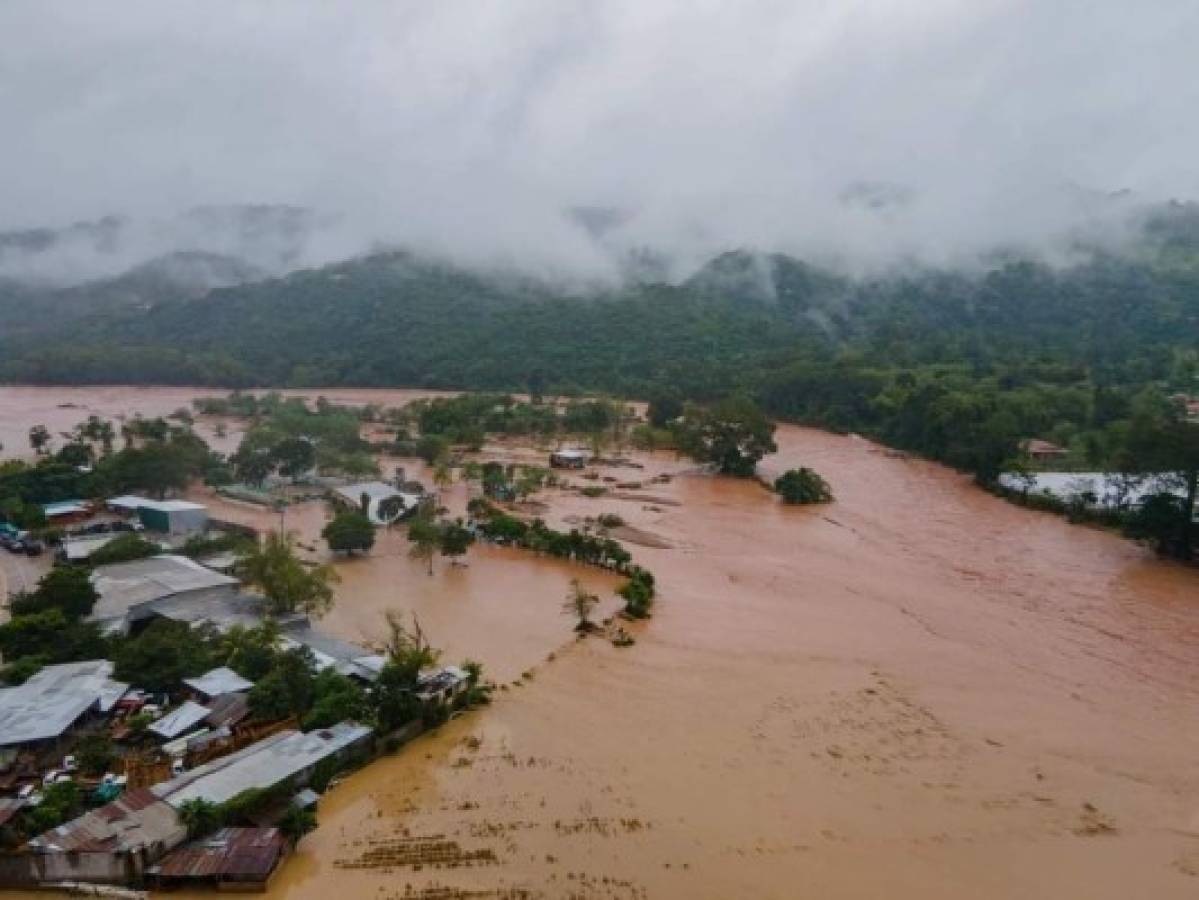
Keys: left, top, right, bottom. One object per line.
{"left": 1, "top": 1, "right": 1196, "bottom": 284}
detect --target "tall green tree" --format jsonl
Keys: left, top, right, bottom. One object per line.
{"left": 674, "top": 397, "right": 778, "bottom": 476}
{"left": 237, "top": 532, "right": 338, "bottom": 617}
{"left": 322, "top": 510, "right": 376, "bottom": 555}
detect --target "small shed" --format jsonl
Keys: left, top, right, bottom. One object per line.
{"left": 150, "top": 827, "right": 288, "bottom": 890}
{"left": 550, "top": 449, "right": 588, "bottom": 469}
{"left": 204, "top": 693, "right": 250, "bottom": 730}
{"left": 149, "top": 701, "right": 212, "bottom": 742}
{"left": 1019, "top": 438, "right": 1068, "bottom": 462}
{"left": 414, "top": 666, "right": 470, "bottom": 705}
{"left": 184, "top": 667, "right": 253, "bottom": 701}
{"left": 42, "top": 499, "right": 91, "bottom": 523}
{"left": 137, "top": 500, "right": 208, "bottom": 535}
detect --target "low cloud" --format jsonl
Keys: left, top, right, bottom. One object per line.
{"left": 0, "top": 0, "right": 1195, "bottom": 283}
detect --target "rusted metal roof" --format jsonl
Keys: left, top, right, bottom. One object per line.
{"left": 155, "top": 827, "right": 286, "bottom": 882}
{"left": 27, "top": 788, "right": 185, "bottom": 854}
{"left": 204, "top": 692, "right": 250, "bottom": 729}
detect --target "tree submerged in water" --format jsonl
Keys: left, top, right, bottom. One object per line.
{"left": 673, "top": 397, "right": 777, "bottom": 477}
{"left": 773, "top": 467, "right": 834, "bottom": 504}
{"left": 563, "top": 578, "right": 600, "bottom": 632}
{"left": 237, "top": 531, "right": 338, "bottom": 617}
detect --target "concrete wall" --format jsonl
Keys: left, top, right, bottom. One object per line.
{"left": 0, "top": 850, "right": 139, "bottom": 887}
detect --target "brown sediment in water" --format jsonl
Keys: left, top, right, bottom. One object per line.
{"left": 2, "top": 388, "right": 1199, "bottom": 899}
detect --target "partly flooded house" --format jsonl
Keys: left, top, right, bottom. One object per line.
{"left": 550, "top": 448, "right": 588, "bottom": 469}
{"left": 5, "top": 788, "right": 187, "bottom": 888}
{"left": 149, "top": 826, "right": 288, "bottom": 891}
{"left": 333, "top": 480, "right": 424, "bottom": 525}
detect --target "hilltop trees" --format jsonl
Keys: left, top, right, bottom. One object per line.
{"left": 1120, "top": 401, "right": 1199, "bottom": 559}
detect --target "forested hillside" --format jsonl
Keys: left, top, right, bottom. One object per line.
{"left": 2, "top": 204, "right": 1197, "bottom": 480}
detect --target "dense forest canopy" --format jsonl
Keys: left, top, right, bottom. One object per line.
{"left": 1, "top": 202, "right": 1197, "bottom": 486}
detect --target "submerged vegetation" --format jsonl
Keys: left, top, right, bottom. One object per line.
{"left": 774, "top": 468, "right": 834, "bottom": 505}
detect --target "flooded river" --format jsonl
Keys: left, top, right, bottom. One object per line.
{"left": 2, "top": 387, "right": 1199, "bottom": 898}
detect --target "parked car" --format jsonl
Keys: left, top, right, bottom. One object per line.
{"left": 23, "top": 540, "right": 44, "bottom": 556}
{"left": 4, "top": 539, "right": 24, "bottom": 554}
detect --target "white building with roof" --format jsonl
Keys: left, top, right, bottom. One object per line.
{"left": 0, "top": 661, "right": 128, "bottom": 749}
{"left": 333, "top": 481, "right": 423, "bottom": 525}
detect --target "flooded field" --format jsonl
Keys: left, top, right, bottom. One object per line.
{"left": 2, "top": 386, "right": 1199, "bottom": 898}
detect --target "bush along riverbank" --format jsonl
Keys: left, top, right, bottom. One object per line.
{"left": 467, "top": 498, "right": 657, "bottom": 620}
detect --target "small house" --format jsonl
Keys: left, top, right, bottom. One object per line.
{"left": 136, "top": 499, "right": 208, "bottom": 535}
{"left": 41, "top": 499, "right": 92, "bottom": 524}
{"left": 148, "top": 701, "right": 212, "bottom": 742}
{"left": 149, "top": 827, "right": 288, "bottom": 891}
{"left": 1019, "top": 438, "right": 1068, "bottom": 462}
{"left": 333, "top": 481, "right": 424, "bottom": 526}
{"left": 550, "top": 449, "right": 588, "bottom": 469}
{"left": 413, "top": 666, "right": 470, "bottom": 705}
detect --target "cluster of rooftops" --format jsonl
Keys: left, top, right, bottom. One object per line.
{"left": 0, "top": 548, "right": 470, "bottom": 889}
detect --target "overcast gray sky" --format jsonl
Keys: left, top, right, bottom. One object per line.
{"left": 1, "top": 0, "right": 1196, "bottom": 279}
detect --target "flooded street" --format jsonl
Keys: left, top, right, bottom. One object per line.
{"left": 3, "top": 387, "right": 1199, "bottom": 897}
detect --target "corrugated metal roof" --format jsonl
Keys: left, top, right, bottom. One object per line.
{"left": 158, "top": 722, "right": 372, "bottom": 807}
{"left": 0, "top": 660, "right": 128, "bottom": 746}
{"left": 89, "top": 555, "right": 239, "bottom": 633}
{"left": 149, "top": 701, "right": 212, "bottom": 740}
{"left": 155, "top": 827, "right": 285, "bottom": 881}
{"left": 204, "top": 693, "right": 250, "bottom": 729}
{"left": 28, "top": 788, "right": 185, "bottom": 854}
{"left": 184, "top": 666, "right": 253, "bottom": 698}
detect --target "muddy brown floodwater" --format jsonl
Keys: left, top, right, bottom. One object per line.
{"left": 2, "top": 387, "right": 1199, "bottom": 899}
